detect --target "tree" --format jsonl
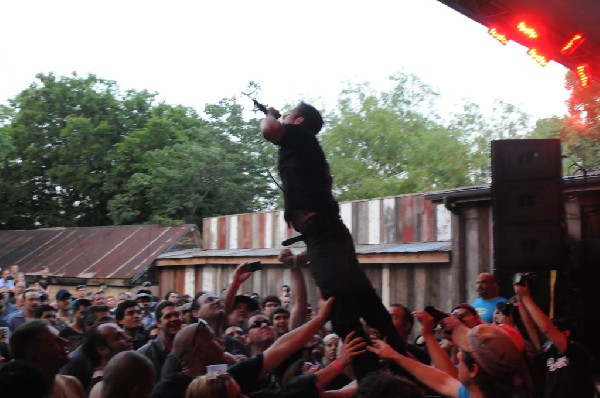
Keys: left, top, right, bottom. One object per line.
{"left": 0, "top": 73, "right": 153, "bottom": 228}
{"left": 321, "top": 73, "right": 471, "bottom": 200}
{"left": 560, "top": 71, "right": 600, "bottom": 172}
{"left": 0, "top": 73, "right": 272, "bottom": 229}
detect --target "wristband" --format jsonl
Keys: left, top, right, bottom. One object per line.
{"left": 230, "top": 280, "right": 241, "bottom": 289}
{"left": 330, "top": 359, "right": 343, "bottom": 373}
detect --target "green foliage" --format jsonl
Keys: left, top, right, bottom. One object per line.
{"left": 0, "top": 73, "right": 272, "bottom": 229}
{"left": 322, "top": 74, "right": 524, "bottom": 201}
{"left": 560, "top": 71, "right": 600, "bottom": 172}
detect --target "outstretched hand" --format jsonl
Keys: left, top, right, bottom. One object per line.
{"left": 337, "top": 331, "right": 367, "bottom": 368}
{"left": 266, "top": 107, "right": 281, "bottom": 119}
{"left": 233, "top": 262, "right": 253, "bottom": 285}
{"left": 413, "top": 309, "right": 436, "bottom": 336}
{"left": 366, "top": 338, "right": 401, "bottom": 361}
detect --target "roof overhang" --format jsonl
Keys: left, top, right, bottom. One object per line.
{"left": 156, "top": 241, "right": 451, "bottom": 266}
{"left": 436, "top": 0, "right": 600, "bottom": 75}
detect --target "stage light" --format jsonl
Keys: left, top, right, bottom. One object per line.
{"left": 576, "top": 64, "right": 591, "bottom": 87}
{"left": 488, "top": 27, "right": 509, "bottom": 45}
{"left": 527, "top": 48, "right": 549, "bottom": 67}
{"left": 516, "top": 21, "right": 539, "bottom": 39}
{"left": 561, "top": 34, "right": 585, "bottom": 56}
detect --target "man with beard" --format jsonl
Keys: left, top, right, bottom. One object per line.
{"left": 261, "top": 103, "right": 407, "bottom": 380}
{"left": 83, "top": 322, "right": 133, "bottom": 395}
{"left": 59, "top": 298, "right": 91, "bottom": 352}
{"left": 471, "top": 273, "right": 507, "bottom": 324}
{"left": 9, "top": 320, "right": 85, "bottom": 397}
{"left": 138, "top": 301, "right": 182, "bottom": 380}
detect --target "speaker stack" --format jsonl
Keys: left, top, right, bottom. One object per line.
{"left": 491, "top": 139, "right": 564, "bottom": 311}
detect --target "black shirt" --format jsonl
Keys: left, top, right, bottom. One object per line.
{"left": 278, "top": 124, "right": 338, "bottom": 225}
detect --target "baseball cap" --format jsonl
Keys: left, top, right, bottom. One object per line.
{"left": 452, "top": 324, "right": 523, "bottom": 376}
{"left": 233, "top": 295, "right": 259, "bottom": 312}
{"left": 136, "top": 289, "right": 152, "bottom": 299}
{"left": 55, "top": 289, "right": 72, "bottom": 301}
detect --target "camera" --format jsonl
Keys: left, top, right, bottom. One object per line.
{"left": 244, "top": 261, "right": 263, "bottom": 273}
{"left": 496, "top": 301, "right": 514, "bottom": 316}
{"left": 424, "top": 305, "right": 449, "bottom": 324}
{"left": 513, "top": 272, "right": 536, "bottom": 287}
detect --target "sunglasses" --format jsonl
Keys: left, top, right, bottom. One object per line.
{"left": 451, "top": 311, "right": 473, "bottom": 322}
{"left": 248, "top": 319, "right": 272, "bottom": 330}
{"left": 193, "top": 318, "right": 209, "bottom": 348}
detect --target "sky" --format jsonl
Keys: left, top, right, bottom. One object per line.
{"left": 1, "top": 0, "right": 571, "bottom": 122}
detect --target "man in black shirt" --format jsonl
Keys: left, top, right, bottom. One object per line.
{"left": 261, "top": 102, "right": 406, "bottom": 380}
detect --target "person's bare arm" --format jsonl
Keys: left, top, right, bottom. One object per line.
{"left": 314, "top": 332, "right": 365, "bottom": 390}
{"left": 260, "top": 107, "right": 285, "bottom": 144}
{"left": 514, "top": 282, "right": 567, "bottom": 352}
{"left": 413, "top": 309, "right": 458, "bottom": 378}
{"left": 279, "top": 249, "right": 308, "bottom": 329}
{"left": 224, "top": 263, "right": 252, "bottom": 314}
{"left": 514, "top": 296, "right": 542, "bottom": 351}
{"left": 368, "top": 338, "right": 461, "bottom": 398}
{"left": 260, "top": 296, "right": 334, "bottom": 378}
{"left": 321, "top": 381, "right": 357, "bottom": 398}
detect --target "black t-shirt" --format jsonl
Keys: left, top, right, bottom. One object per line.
{"left": 278, "top": 124, "right": 338, "bottom": 225}
{"left": 151, "top": 372, "right": 192, "bottom": 398}
{"left": 249, "top": 374, "right": 319, "bottom": 398}
{"left": 229, "top": 354, "right": 264, "bottom": 394}
{"left": 229, "top": 355, "right": 319, "bottom": 398}
{"left": 35, "top": 275, "right": 51, "bottom": 289}
{"left": 542, "top": 340, "right": 596, "bottom": 398}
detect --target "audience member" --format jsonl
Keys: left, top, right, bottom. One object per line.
{"left": 514, "top": 278, "right": 596, "bottom": 398}
{"left": 100, "top": 351, "right": 156, "bottom": 398}
{"left": 9, "top": 319, "right": 85, "bottom": 397}
{"left": 471, "top": 273, "right": 508, "bottom": 324}
{"left": 7, "top": 289, "right": 41, "bottom": 331}
{"left": 83, "top": 322, "right": 133, "bottom": 394}
{"left": 138, "top": 300, "right": 183, "bottom": 380}
{"left": 115, "top": 299, "right": 147, "bottom": 349}
{"left": 270, "top": 306, "right": 291, "bottom": 337}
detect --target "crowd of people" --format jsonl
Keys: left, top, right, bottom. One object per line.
{"left": 0, "top": 261, "right": 597, "bottom": 398}
{"left": 0, "top": 102, "right": 597, "bottom": 397}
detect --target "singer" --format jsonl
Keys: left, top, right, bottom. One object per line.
{"left": 260, "top": 102, "right": 406, "bottom": 381}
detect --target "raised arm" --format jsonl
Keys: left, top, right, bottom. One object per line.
{"left": 279, "top": 249, "right": 308, "bottom": 329}
{"left": 260, "top": 296, "right": 334, "bottom": 378}
{"left": 224, "top": 263, "right": 253, "bottom": 314}
{"left": 514, "top": 280, "right": 567, "bottom": 353}
{"left": 260, "top": 107, "right": 285, "bottom": 144}
{"left": 413, "top": 309, "right": 458, "bottom": 378}
{"left": 367, "top": 338, "right": 461, "bottom": 398}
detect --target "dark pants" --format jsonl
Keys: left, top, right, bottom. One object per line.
{"left": 300, "top": 215, "right": 407, "bottom": 380}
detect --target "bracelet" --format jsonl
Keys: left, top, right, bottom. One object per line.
{"left": 230, "top": 280, "right": 241, "bottom": 289}
{"left": 330, "top": 359, "right": 343, "bottom": 373}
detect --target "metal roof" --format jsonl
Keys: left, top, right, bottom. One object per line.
{"left": 0, "top": 224, "right": 199, "bottom": 281}
{"left": 157, "top": 241, "right": 451, "bottom": 263}
{"left": 425, "top": 172, "right": 600, "bottom": 202}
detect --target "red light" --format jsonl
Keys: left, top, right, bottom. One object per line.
{"left": 561, "top": 34, "right": 585, "bottom": 56}
{"left": 576, "top": 64, "right": 591, "bottom": 87}
{"left": 527, "top": 48, "right": 549, "bottom": 66}
{"left": 517, "top": 21, "right": 539, "bottom": 39}
{"left": 488, "top": 27, "right": 509, "bottom": 45}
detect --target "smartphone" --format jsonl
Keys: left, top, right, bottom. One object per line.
{"left": 424, "top": 305, "right": 449, "bottom": 323}
{"left": 244, "top": 261, "right": 263, "bottom": 273}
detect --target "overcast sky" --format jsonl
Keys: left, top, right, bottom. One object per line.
{"left": 1, "top": 0, "right": 570, "bottom": 121}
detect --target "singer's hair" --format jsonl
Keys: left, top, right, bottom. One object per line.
{"left": 295, "top": 102, "right": 323, "bottom": 135}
